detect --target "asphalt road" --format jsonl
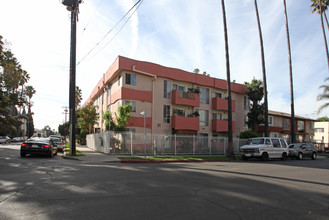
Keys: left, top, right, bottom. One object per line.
{"left": 0, "top": 143, "right": 329, "bottom": 220}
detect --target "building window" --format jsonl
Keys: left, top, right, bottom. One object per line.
{"left": 244, "top": 96, "right": 249, "bottom": 110}
{"left": 298, "top": 121, "right": 305, "bottom": 132}
{"left": 213, "top": 113, "right": 222, "bottom": 120}
{"left": 125, "top": 73, "right": 136, "bottom": 85}
{"left": 118, "top": 74, "right": 122, "bottom": 86}
{"left": 198, "top": 109, "right": 209, "bottom": 126}
{"left": 125, "top": 100, "right": 136, "bottom": 112}
{"left": 164, "top": 80, "right": 171, "bottom": 98}
{"left": 173, "top": 108, "right": 185, "bottom": 117}
{"left": 200, "top": 87, "right": 209, "bottom": 104}
{"left": 163, "top": 105, "right": 170, "bottom": 123}
{"left": 282, "top": 118, "right": 290, "bottom": 130}
{"left": 268, "top": 116, "right": 273, "bottom": 126}
{"left": 244, "top": 115, "right": 249, "bottom": 127}
{"left": 315, "top": 128, "right": 324, "bottom": 133}
{"left": 212, "top": 92, "right": 222, "bottom": 98}
{"left": 310, "top": 121, "right": 314, "bottom": 129}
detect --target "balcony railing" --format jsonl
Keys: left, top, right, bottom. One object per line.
{"left": 171, "top": 115, "right": 199, "bottom": 131}
{"left": 212, "top": 97, "right": 235, "bottom": 112}
{"left": 212, "top": 119, "right": 235, "bottom": 132}
{"left": 172, "top": 90, "right": 200, "bottom": 107}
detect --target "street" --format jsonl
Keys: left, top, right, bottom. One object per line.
{"left": 0, "top": 143, "right": 329, "bottom": 220}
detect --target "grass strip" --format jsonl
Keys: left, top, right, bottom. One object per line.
{"left": 64, "top": 143, "right": 84, "bottom": 156}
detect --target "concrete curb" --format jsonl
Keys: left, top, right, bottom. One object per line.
{"left": 62, "top": 155, "right": 81, "bottom": 161}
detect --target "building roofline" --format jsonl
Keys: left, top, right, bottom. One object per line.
{"left": 84, "top": 56, "right": 248, "bottom": 106}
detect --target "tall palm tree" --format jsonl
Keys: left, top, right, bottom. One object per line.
{"left": 283, "top": 0, "right": 296, "bottom": 144}
{"left": 317, "top": 77, "right": 329, "bottom": 113}
{"left": 221, "top": 0, "right": 234, "bottom": 157}
{"left": 311, "top": 0, "right": 329, "bottom": 71}
{"left": 254, "top": 0, "right": 269, "bottom": 137}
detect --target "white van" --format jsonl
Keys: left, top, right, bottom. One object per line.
{"left": 240, "top": 137, "right": 289, "bottom": 161}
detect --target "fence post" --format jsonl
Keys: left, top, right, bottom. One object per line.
{"left": 209, "top": 138, "right": 211, "bottom": 155}
{"left": 174, "top": 134, "right": 177, "bottom": 156}
{"left": 130, "top": 132, "right": 133, "bottom": 156}
{"left": 224, "top": 138, "right": 226, "bottom": 156}
{"left": 193, "top": 135, "right": 195, "bottom": 156}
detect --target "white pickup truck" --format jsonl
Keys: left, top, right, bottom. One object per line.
{"left": 240, "top": 137, "right": 289, "bottom": 161}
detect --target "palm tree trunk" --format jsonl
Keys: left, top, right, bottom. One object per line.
{"left": 324, "top": 11, "right": 329, "bottom": 31}
{"left": 283, "top": 0, "right": 296, "bottom": 143}
{"left": 320, "top": 1, "right": 329, "bottom": 72}
{"left": 221, "top": 0, "right": 234, "bottom": 157}
{"left": 254, "top": 0, "right": 269, "bottom": 137}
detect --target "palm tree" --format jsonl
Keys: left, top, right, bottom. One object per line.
{"left": 254, "top": 0, "right": 269, "bottom": 137}
{"left": 311, "top": 0, "right": 329, "bottom": 71}
{"left": 317, "top": 77, "right": 329, "bottom": 113}
{"left": 283, "top": 0, "right": 296, "bottom": 144}
{"left": 221, "top": 0, "right": 234, "bottom": 157}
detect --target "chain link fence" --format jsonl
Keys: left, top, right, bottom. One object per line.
{"left": 86, "top": 132, "right": 248, "bottom": 156}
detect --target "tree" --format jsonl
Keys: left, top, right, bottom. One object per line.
{"left": 239, "top": 130, "right": 259, "bottom": 139}
{"left": 77, "top": 104, "right": 99, "bottom": 134}
{"left": 26, "top": 107, "right": 34, "bottom": 138}
{"left": 310, "top": 0, "right": 329, "bottom": 71}
{"left": 254, "top": 0, "right": 269, "bottom": 137}
{"left": 0, "top": 35, "right": 35, "bottom": 136}
{"left": 221, "top": 0, "right": 234, "bottom": 157}
{"left": 245, "top": 78, "right": 264, "bottom": 132}
{"left": 75, "top": 86, "right": 82, "bottom": 109}
{"left": 283, "top": 0, "right": 296, "bottom": 143}
{"left": 58, "top": 121, "right": 69, "bottom": 137}
{"left": 102, "top": 104, "right": 132, "bottom": 132}
{"left": 317, "top": 116, "right": 329, "bottom": 121}
{"left": 317, "top": 77, "right": 329, "bottom": 113}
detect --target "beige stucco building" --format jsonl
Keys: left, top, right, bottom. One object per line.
{"left": 84, "top": 56, "right": 249, "bottom": 139}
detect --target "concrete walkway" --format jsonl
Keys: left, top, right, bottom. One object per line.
{"left": 62, "top": 145, "right": 121, "bottom": 162}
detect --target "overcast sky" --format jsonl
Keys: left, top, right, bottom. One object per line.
{"left": 0, "top": 0, "right": 328, "bottom": 131}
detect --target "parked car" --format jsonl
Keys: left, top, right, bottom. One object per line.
{"left": 240, "top": 137, "right": 289, "bottom": 161}
{"left": 0, "top": 136, "right": 7, "bottom": 144}
{"left": 12, "top": 137, "right": 24, "bottom": 142}
{"left": 20, "top": 137, "right": 57, "bottom": 158}
{"left": 288, "top": 143, "right": 317, "bottom": 160}
{"left": 50, "top": 136, "right": 64, "bottom": 152}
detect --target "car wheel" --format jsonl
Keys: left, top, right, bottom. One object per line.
{"left": 311, "top": 152, "right": 317, "bottom": 160}
{"left": 261, "top": 153, "right": 269, "bottom": 161}
{"left": 49, "top": 151, "right": 53, "bottom": 158}
{"left": 281, "top": 152, "right": 287, "bottom": 161}
{"left": 297, "top": 152, "right": 303, "bottom": 160}
{"left": 20, "top": 152, "right": 26, "bottom": 157}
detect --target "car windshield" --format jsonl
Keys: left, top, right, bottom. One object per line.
{"left": 26, "top": 138, "right": 50, "bottom": 144}
{"left": 289, "top": 144, "right": 301, "bottom": 149}
{"left": 248, "top": 138, "right": 264, "bottom": 145}
{"left": 51, "top": 137, "right": 61, "bottom": 143}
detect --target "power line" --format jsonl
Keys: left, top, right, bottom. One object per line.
{"left": 77, "top": 0, "right": 143, "bottom": 66}
{"left": 79, "top": 0, "right": 104, "bottom": 38}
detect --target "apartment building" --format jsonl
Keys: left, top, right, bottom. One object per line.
{"left": 314, "top": 122, "right": 329, "bottom": 144}
{"left": 257, "top": 110, "right": 315, "bottom": 143}
{"left": 84, "top": 56, "right": 249, "bottom": 139}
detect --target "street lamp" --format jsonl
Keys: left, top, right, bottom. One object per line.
{"left": 140, "top": 111, "right": 146, "bottom": 158}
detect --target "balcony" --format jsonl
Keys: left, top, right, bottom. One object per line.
{"left": 212, "top": 97, "right": 235, "bottom": 112}
{"left": 172, "top": 90, "right": 200, "bottom": 107}
{"left": 212, "top": 119, "right": 235, "bottom": 132}
{"left": 171, "top": 115, "right": 199, "bottom": 131}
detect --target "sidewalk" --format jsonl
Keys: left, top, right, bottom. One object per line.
{"left": 62, "top": 145, "right": 121, "bottom": 163}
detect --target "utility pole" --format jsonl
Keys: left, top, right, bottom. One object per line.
{"left": 62, "top": 106, "right": 69, "bottom": 123}
{"left": 62, "top": 0, "right": 81, "bottom": 156}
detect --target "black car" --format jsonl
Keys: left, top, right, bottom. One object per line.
{"left": 288, "top": 143, "right": 317, "bottom": 160}
{"left": 50, "top": 136, "right": 64, "bottom": 152}
{"left": 20, "top": 138, "right": 57, "bottom": 158}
